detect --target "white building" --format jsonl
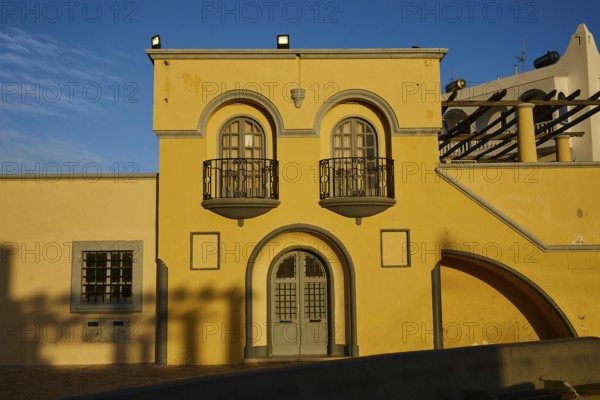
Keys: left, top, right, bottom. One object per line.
{"left": 443, "top": 24, "right": 600, "bottom": 162}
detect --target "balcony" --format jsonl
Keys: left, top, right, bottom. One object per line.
{"left": 319, "top": 157, "right": 396, "bottom": 218}
{"left": 202, "top": 158, "right": 280, "bottom": 220}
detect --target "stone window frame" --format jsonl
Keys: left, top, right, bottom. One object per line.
{"left": 70, "top": 241, "right": 143, "bottom": 313}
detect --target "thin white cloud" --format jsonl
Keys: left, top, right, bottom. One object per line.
{"left": 0, "top": 27, "right": 152, "bottom": 171}
{"left": 2, "top": 41, "right": 32, "bottom": 54}
{"left": 0, "top": 102, "right": 65, "bottom": 117}
{"left": 0, "top": 27, "right": 131, "bottom": 116}
{"left": 0, "top": 95, "right": 105, "bottom": 117}
{"left": 0, "top": 52, "right": 30, "bottom": 67}
{"left": 0, "top": 128, "right": 109, "bottom": 167}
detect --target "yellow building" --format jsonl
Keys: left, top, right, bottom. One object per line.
{"left": 0, "top": 175, "right": 157, "bottom": 364}
{"left": 0, "top": 41, "right": 599, "bottom": 366}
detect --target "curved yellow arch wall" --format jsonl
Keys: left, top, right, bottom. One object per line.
{"left": 441, "top": 267, "right": 540, "bottom": 348}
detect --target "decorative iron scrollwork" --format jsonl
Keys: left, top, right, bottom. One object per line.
{"left": 203, "top": 158, "right": 279, "bottom": 201}
{"left": 318, "top": 157, "right": 394, "bottom": 200}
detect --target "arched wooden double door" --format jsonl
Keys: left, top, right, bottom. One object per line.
{"left": 269, "top": 250, "right": 331, "bottom": 357}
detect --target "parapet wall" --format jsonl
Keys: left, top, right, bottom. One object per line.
{"left": 71, "top": 337, "right": 600, "bottom": 399}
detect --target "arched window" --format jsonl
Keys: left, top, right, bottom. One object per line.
{"left": 329, "top": 118, "right": 388, "bottom": 197}
{"left": 333, "top": 118, "right": 378, "bottom": 158}
{"left": 443, "top": 109, "right": 471, "bottom": 135}
{"left": 217, "top": 117, "right": 268, "bottom": 198}
{"left": 220, "top": 117, "right": 265, "bottom": 159}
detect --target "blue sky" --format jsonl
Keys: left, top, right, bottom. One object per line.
{"left": 1, "top": 0, "right": 599, "bottom": 173}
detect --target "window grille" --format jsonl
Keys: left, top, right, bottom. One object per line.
{"left": 81, "top": 251, "right": 133, "bottom": 304}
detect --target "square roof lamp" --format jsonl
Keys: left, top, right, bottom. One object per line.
{"left": 277, "top": 35, "right": 290, "bottom": 49}
{"left": 151, "top": 35, "right": 161, "bottom": 49}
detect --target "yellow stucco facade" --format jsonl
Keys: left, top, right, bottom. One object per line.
{"left": 148, "top": 48, "right": 600, "bottom": 365}
{"left": 0, "top": 176, "right": 157, "bottom": 364}
{"left": 0, "top": 46, "right": 599, "bottom": 366}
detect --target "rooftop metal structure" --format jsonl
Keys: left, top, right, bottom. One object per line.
{"left": 440, "top": 90, "right": 600, "bottom": 162}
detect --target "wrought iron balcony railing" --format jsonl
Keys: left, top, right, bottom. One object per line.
{"left": 203, "top": 158, "right": 279, "bottom": 201}
{"left": 319, "top": 157, "right": 395, "bottom": 200}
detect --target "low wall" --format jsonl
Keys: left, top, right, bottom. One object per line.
{"left": 68, "top": 337, "right": 600, "bottom": 399}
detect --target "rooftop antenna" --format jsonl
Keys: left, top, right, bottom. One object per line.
{"left": 515, "top": 35, "right": 526, "bottom": 73}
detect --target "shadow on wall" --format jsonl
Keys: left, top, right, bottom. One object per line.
{"left": 170, "top": 285, "right": 244, "bottom": 364}
{"left": 0, "top": 245, "right": 155, "bottom": 366}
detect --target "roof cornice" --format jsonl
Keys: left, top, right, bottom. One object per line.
{"left": 146, "top": 48, "right": 448, "bottom": 61}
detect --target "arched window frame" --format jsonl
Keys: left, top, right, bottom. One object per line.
{"left": 332, "top": 117, "right": 379, "bottom": 159}
{"left": 219, "top": 116, "right": 267, "bottom": 160}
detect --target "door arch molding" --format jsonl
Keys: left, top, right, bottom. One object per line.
{"left": 439, "top": 250, "right": 577, "bottom": 340}
{"left": 244, "top": 224, "right": 358, "bottom": 358}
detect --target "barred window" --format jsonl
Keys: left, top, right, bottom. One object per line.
{"left": 82, "top": 251, "right": 133, "bottom": 304}
{"left": 275, "top": 255, "right": 296, "bottom": 279}
{"left": 271, "top": 251, "right": 328, "bottom": 324}
{"left": 71, "top": 241, "right": 143, "bottom": 313}
{"left": 304, "top": 282, "right": 326, "bottom": 321}
{"left": 275, "top": 283, "right": 297, "bottom": 322}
